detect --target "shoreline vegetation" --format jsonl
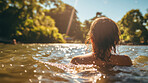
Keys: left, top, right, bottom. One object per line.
{"left": 0, "top": 0, "right": 147, "bottom": 44}
{"left": 0, "top": 37, "right": 147, "bottom": 45}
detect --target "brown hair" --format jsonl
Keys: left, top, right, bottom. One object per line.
{"left": 88, "top": 17, "right": 120, "bottom": 61}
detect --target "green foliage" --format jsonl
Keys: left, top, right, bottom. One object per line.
{"left": 80, "top": 20, "right": 91, "bottom": 42}
{"left": 0, "top": 0, "right": 65, "bottom": 43}
{"left": 1, "top": 0, "right": 147, "bottom": 44}
{"left": 16, "top": 14, "right": 65, "bottom": 43}
{"left": 45, "top": 3, "right": 84, "bottom": 42}
{"left": 16, "top": 26, "right": 65, "bottom": 43}
{"left": 118, "top": 9, "right": 148, "bottom": 44}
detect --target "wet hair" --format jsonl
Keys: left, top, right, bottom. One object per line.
{"left": 88, "top": 17, "right": 120, "bottom": 61}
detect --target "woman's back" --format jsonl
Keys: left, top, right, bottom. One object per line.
{"left": 70, "top": 17, "right": 132, "bottom": 67}
{"left": 70, "top": 53, "right": 132, "bottom": 66}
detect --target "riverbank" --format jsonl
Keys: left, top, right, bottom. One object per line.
{"left": 119, "top": 41, "right": 148, "bottom": 45}
{"left": 0, "top": 37, "right": 147, "bottom": 45}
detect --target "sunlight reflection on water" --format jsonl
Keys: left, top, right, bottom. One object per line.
{"left": 0, "top": 44, "right": 148, "bottom": 83}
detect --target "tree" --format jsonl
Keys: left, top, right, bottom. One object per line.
{"left": 16, "top": 13, "right": 65, "bottom": 43}
{"left": 0, "top": 0, "right": 65, "bottom": 43}
{"left": 45, "top": 3, "right": 84, "bottom": 41}
{"left": 118, "top": 9, "right": 148, "bottom": 44}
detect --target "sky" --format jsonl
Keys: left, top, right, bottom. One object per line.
{"left": 61, "top": 0, "right": 148, "bottom": 22}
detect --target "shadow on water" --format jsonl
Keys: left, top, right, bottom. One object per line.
{"left": 0, "top": 43, "right": 148, "bottom": 83}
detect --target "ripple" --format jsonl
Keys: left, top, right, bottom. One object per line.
{"left": 0, "top": 44, "right": 147, "bottom": 83}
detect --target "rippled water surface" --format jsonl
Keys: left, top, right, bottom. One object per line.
{"left": 0, "top": 43, "right": 148, "bottom": 83}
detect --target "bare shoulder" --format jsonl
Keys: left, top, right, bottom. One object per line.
{"left": 70, "top": 53, "right": 94, "bottom": 65}
{"left": 70, "top": 55, "right": 81, "bottom": 64}
{"left": 70, "top": 57, "right": 78, "bottom": 65}
{"left": 110, "top": 55, "right": 133, "bottom": 66}
{"left": 112, "top": 54, "right": 130, "bottom": 58}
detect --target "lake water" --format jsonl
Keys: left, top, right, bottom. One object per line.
{"left": 0, "top": 43, "right": 148, "bottom": 83}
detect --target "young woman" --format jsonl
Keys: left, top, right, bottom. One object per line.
{"left": 70, "top": 17, "right": 132, "bottom": 67}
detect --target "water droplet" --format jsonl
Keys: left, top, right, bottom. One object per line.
{"left": 20, "top": 65, "right": 24, "bottom": 67}
{"left": 34, "top": 70, "right": 37, "bottom": 73}
{"left": 2, "top": 64, "right": 4, "bottom": 67}
{"left": 37, "top": 47, "right": 40, "bottom": 49}
{"left": 75, "top": 50, "right": 78, "bottom": 52}
{"left": 29, "top": 79, "right": 32, "bottom": 82}
{"left": 132, "top": 49, "right": 134, "bottom": 51}
{"left": 25, "top": 70, "right": 27, "bottom": 72}
{"left": 97, "top": 73, "right": 102, "bottom": 77}
{"left": 38, "top": 76, "right": 42, "bottom": 80}
{"left": 10, "top": 64, "right": 12, "bottom": 66}
{"left": 93, "top": 61, "right": 95, "bottom": 63}
{"left": 65, "top": 54, "right": 70, "bottom": 56}
{"left": 47, "top": 51, "right": 50, "bottom": 53}
{"left": 39, "top": 81, "right": 41, "bottom": 83}
{"left": 42, "top": 71, "right": 45, "bottom": 73}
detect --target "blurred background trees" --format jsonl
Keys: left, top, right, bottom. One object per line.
{"left": 117, "top": 9, "right": 148, "bottom": 44}
{"left": 0, "top": 0, "right": 147, "bottom": 44}
{"left": 0, "top": 0, "right": 65, "bottom": 43}
{"left": 45, "top": 3, "right": 84, "bottom": 41}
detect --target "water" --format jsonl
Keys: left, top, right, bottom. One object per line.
{"left": 0, "top": 43, "right": 148, "bottom": 83}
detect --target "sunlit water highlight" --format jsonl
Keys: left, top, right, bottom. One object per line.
{"left": 0, "top": 43, "right": 148, "bottom": 83}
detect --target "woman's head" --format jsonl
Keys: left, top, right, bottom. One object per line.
{"left": 88, "top": 17, "right": 120, "bottom": 61}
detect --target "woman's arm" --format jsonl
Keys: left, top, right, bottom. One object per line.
{"left": 70, "top": 57, "right": 78, "bottom": 65}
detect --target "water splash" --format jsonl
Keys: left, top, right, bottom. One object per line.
{"left": 38, "top": 60, "right": 107, "bottom": 83}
